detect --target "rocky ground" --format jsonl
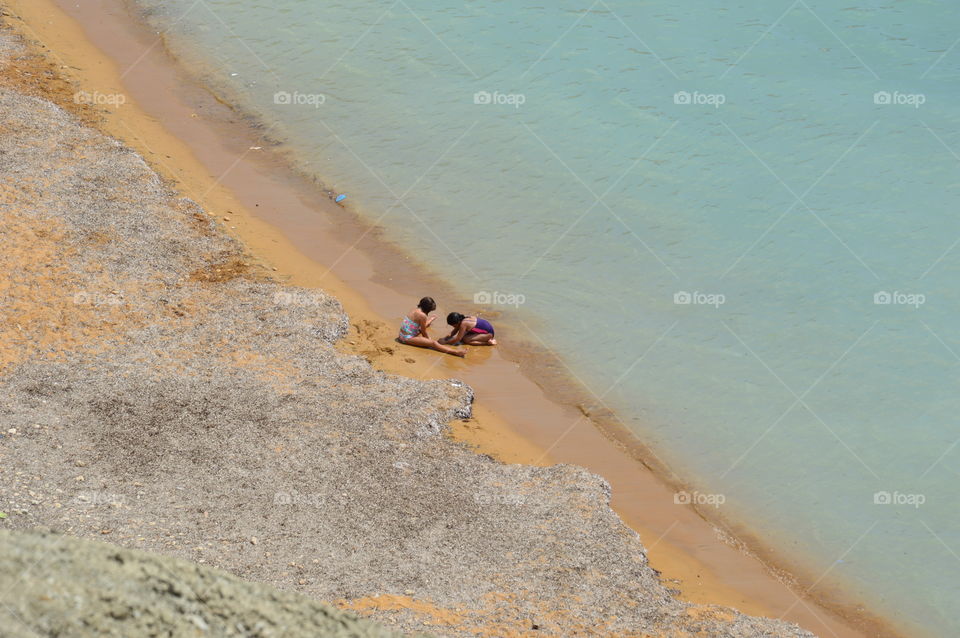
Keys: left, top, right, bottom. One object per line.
{"left": 0, "top": 529, "right": 405, "bottom": 638}
{"left": 0, "top": 21, "right": 814, "bottom": 638}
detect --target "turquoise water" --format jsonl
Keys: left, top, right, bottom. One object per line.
{"left": 133, "top": 1, "right": 960, "bottom": 634}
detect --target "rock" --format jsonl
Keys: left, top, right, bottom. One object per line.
{"left": 189, "top": 614, "right": 209, "bottom": 631}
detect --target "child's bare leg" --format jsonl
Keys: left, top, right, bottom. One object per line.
{"left": 400, "top": 335, "right": 465, "bottom": 357}
{"left": 461, "top": 333, "right": 496, "bottom": 346}
{"left": 431, "top": 339, "right": 466, "bottom": 356}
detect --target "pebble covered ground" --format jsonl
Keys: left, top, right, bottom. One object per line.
{"left": 0, "top": 23, "right": 815, "bottom": 638}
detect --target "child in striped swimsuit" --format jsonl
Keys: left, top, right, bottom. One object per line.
{"left": 397, "top": 297, "right": 465, "bottom": 357}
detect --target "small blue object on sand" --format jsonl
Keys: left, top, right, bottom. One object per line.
{"left": 335, "top": 194, "right": 347, "bottom": 203}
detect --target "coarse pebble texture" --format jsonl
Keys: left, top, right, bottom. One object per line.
{"left": 0, "top": 24, "right": 815, "bottom": 638}
{"left": 0, "top": 528, "right": 407, "bottom": 638}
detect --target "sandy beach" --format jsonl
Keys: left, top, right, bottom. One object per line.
{"left": 0, "top": 1, "right": 901, "bottom": 636}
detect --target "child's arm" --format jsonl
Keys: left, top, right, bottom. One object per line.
{"left": 418, "top": 313, "right": 435, "bottom": 339}
{"left": 438, "top": 326, "right": 458, "bottom": 344}
{"left": 446, "top": 322, "right": 470, "bottom": 345}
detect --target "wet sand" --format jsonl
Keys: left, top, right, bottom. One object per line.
{"left": 3, "top": 0, "right": 899, "bottom": 635}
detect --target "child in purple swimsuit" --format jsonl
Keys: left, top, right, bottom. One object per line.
{"left": 439, "top": 313, "right": 497, "bottom": 346}
{"left": 397, "top": 297, "right": 465, "bottom": 357}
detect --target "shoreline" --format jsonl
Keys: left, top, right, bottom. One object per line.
{"left": 3, "top": 1, "right": 901, "bottom": 636}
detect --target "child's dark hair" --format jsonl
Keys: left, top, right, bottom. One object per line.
{"left": 446, "top": 312, "right": 465, "bottom": 326}
{"left": 418, "top": 297, "right": 436, "bottom": 313}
